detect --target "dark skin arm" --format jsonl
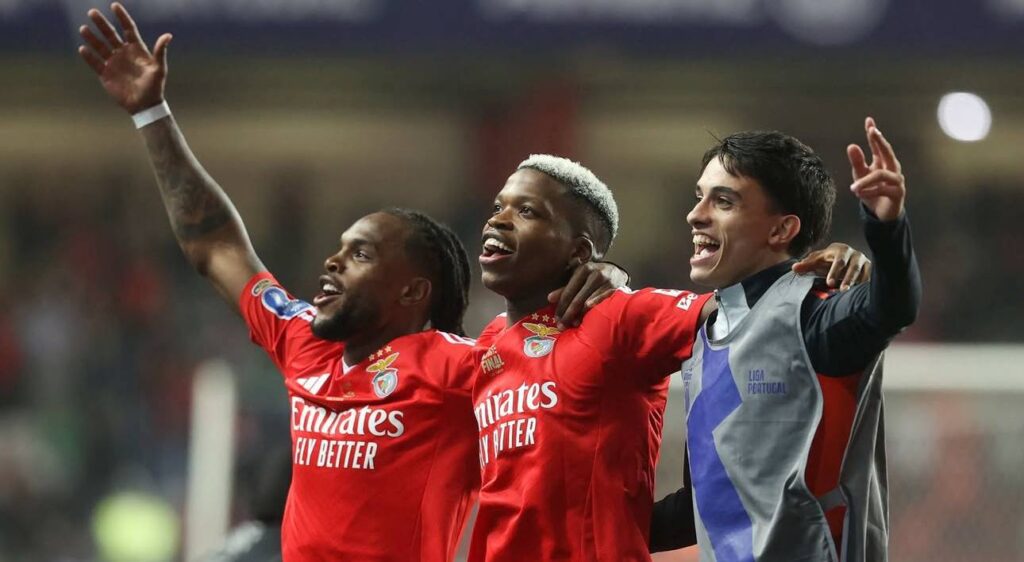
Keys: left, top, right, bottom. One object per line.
{"left": 552, "top": 243, "right": 871, "bottom": 330}
{"left": 554, "top": 242, "right": 871, "bottom": 329}
{"left": 78, "top": 3, "right": 263, "bottom": 308}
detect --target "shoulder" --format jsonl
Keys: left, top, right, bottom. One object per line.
{"left": 399, "top": 330, "right": 478, "bottom": 368}
{"left": 401, "top": 330, "right": 479, "bottom": 391}
{"left": 433, "top": 330, "right": 478, "bottom": 350}
{"left": 474, "top": 313, "right": 508, "bottom": 346}
{"left": 591, "top": 287, "right": 708, "bottom": 318}
{"left": 244, "top": 273, "right": 315, "bottom": 323}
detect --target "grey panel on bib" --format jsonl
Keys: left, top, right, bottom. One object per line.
{"left": 680, "top": 272, "right": 888, "bottom": 562}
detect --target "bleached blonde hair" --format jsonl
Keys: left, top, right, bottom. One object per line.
{"left": 517, "top": 154, "right": 619, "bottom": 251}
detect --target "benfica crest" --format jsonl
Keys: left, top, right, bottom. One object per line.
{"left": 367, "top": 352, "right": 400, "bottom": 398}
{"left": 522, "top": 323, "right": 561, "bottom": 358}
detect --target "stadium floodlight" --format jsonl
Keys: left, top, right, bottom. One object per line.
{"left": 938, "top": 92, "right": 992, "bottom": 142}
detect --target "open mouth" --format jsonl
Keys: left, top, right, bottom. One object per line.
{"left": 479, "top": 235, "right": 515, "bottom": 265}
{"left": 313, "top": 277, "right": 344, "bottom": 307}
{"left": 691, "top": 234, "right": 721, "bottom": 265}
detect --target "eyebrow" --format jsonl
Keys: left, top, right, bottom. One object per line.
{"left": 696, "top": 185, "right": 742, "bottom": 199}
{"left": 495, "top": 194, "right": 547, "bottom": 210}
{"left": 338, "top": 236, "right": 377, "bottom": 247}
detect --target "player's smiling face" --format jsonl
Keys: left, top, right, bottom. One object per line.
{"left": 480, "top": 169, "right": 582, "bottom": 300}
{"left": 687, "top": 158, "right": 797, "bottom": 288}
{"left": 312, "top": 212, "right": 421, "bottom": 341}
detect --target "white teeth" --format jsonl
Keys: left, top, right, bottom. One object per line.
{"left": 322, "top": 283, "right": 340, "bottom": 294}
{"left": 484, "top": 239, "right": 513, "bottom": 253}
{"left": 693, "top": 235, "right": 719, "bottom": 246}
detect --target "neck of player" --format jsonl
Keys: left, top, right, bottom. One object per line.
{"left": 342, "top": 320, "right": 426, "bottom": 366}
{"left": 504, "top": 289, "right": 558, "bottom": 327}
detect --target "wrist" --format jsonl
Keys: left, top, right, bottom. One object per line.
{"left": 132, "top": 100, "right": 171, "bottom": 129}
{"left": 600, "top": 259, "right": 631, "bottom": 287}
{"left": 860, "top": 202, "right": 905, "bottom": 224}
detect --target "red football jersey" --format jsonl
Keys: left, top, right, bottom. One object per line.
{"left": 240, "top": 273, "right": 480, "bottom": 562}
{"left": 467, "top": 287, "right": 712, "bottom": 562}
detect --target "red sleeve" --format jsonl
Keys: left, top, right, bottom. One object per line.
{"left": 598, "top": 287, "right": 713, "bottom": 381}
{"left": 239, "top": 272, "right": 341, "bottom": 379}
{"left": 473, "top": 314, "right": 507, "bottom": 347}
{"left": 430, "top": 331, "right": 479, "bottom": 394}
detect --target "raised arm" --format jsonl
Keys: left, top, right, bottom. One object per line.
{"left": 802, "top": 117, "right": 921, "bottom": 375}
{"left": 78, "top": 3, "right": 264, "bottom": 309}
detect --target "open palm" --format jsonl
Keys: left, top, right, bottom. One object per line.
{"left": 78, "top": 3, "right": 171, "bottom": 114}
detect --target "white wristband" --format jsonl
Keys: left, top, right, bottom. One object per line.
{"left": 132, "top": 101, "right": 171, "bottom": 129}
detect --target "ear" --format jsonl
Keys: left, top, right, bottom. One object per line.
{"left": 568, "top": 236, "right": 597, "bottom": 268}
{"left": 769, "top": 215, "right": 801, "bottom": 250}
{"left": 399, "top": 277, "right": 432, "bottom": 307}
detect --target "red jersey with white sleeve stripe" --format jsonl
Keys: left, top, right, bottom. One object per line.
{"left": 239, "top": 272, "right": 479, "bottom": 562}
{"left": 467, "top": 287, "right": 713, "bottom": 562}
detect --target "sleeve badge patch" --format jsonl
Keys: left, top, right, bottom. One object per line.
{"left": 251, "top": 278, "right": 274, "bottom": 296}
{"left": 260, "top": 286, "right": 313, "bottom": 320}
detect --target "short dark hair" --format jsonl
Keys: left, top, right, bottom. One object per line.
{"left": 382, "top": 208, "right": 471, "bottom": 336}
{"left": 701, "top": 131, "right": 836, "bottom": 257}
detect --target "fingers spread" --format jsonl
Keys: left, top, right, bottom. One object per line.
{"left": 860, "top": 261, "right": 873, "bottom": 284}
{"left": 866, "top": 125, "right": 899, "bottom": 174}
{"left": 554, "top": 268, "right": 588, "bottom": 319}
{"left": 847, "top": 144, "right": 869, "bottom": 180}
{"left": 841, "top": 261, "right": 862, "bottom": 291}
{"left": 791, "top": 257, "right": 814, "bottom": 274}
{"left": 112, "top": 2, "right": 142, "bottom": 44}
{"left": 557, "top": 273, "right": 602, "bottom": 329}
{"left": 873, "top": 127, "right": 900, "bottom": 172}
{"left": 585, "top": 288, "right": 614, "bottom": 309}
{"left": 793, "top": 246, "right": 828, "bottom": 274}
{"left": 89, "top": 8, "right": 124, "bottom": 47}
{"left": 153, "top": 33, "right": 173, "bottom": 68}
{"left": 78, "top": 45, "right": 105, "bottom": 74}
{"left": 826, "top": 255, "right": 846, "bottom": 288}
{"left": 850, "top": 169, "right": 903, "bottom": 194}
{"left": 79, "top": 25, "right": 112, "bottom": 58}
{"left": 547, "top": 287, "right": 563, "bottom": 305}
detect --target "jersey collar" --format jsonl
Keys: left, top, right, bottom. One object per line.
{"left": 710, "top": 259, "right": 797, "bottom": 339}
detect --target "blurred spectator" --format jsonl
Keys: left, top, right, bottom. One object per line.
{"left": 198, "top": 445, "right": 291, "bottom": 562}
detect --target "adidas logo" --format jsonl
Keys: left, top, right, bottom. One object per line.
{"left": 296, "top": 373, "right": 330, "bottom": 395}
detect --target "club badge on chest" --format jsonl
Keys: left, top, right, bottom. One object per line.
{"left": 367, "top": 351, "right": 400, "bottom": 398}
{"left": 522, "top": 322, "right": 561, "bottom": 358}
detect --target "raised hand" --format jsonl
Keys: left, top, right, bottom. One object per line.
{"left": 77, "top": 3, "right": 171, "bottom": 113}
{"left": 791, "top": 243, "right": 872, "bottom": 291}
{"left": 847, "top": 117, "right": 906, "bottom": 222}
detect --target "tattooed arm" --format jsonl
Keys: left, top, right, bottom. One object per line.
{"left": 78, "top": 3, "right": 263, "bottom": 308}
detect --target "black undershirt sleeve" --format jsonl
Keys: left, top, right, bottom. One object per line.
{"left": 649, "top": 450, "right": 697, "bottom": 553}
{"left": 801, "top": 205, "right": 921, "bottom": 376}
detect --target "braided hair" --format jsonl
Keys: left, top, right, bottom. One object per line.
{"left": 382, "top": 208, "right": 471, "bottom": 336}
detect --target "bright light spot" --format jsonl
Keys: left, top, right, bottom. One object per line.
{"left": 93, "top": 491, "right": 179, "bottom": 562}
{"left": 937, "top": 92, "right": 992, "bottom": 142}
